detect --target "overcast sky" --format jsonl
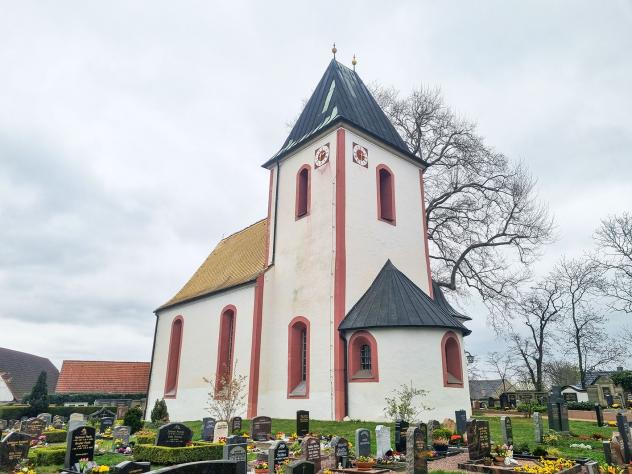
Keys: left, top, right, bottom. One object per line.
{"left": 1, "top": 1, "right": 631, "bottom": 370}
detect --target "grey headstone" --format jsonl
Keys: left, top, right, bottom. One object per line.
{"left": 67, "top": 418, "right": 86, "bottom": 437}
{"left": 113, "top": 460, "right": 151, "bottom": 474}
{"left": 0, "top": 431, "right": 31, "bottom": 469}
{"left": 286, "top": 460, "right": 314, "bottom": 474}
{"left": 112, "top": 426, "right": 131, "bottom": 446}
{"left": 427, "top": 420, "right": 440, "bottom": 443}
{"left": 533, "top": 412, "right": 543, "bottom": 444}
{"left": 202, "top": 418, "right": 216, "bottom": 441}
{"left": 406, "top": 425, "right": 428, "bottom": 474}
{"left": 156, "top": 423, "right": 193, "bottom": 447}
{"left": 268, "top": 440, "right": 289, "bottom": 472}
{"left": 251, "top": 416, "right": 272, "bottom": 441}
{"left": 616, "top": 413, "right": 632, "bottom": 463}
{"left": 455, "top": 410, "right": 467, "bottom": 435}
{"left": 376, "top": 425, "right": 391, "bottom": 458}
{"left": 37, "top": 413, "right": 52, "bottom": 426}
{"left": 500, "top": 416, "right": 513, "bottom": 446}
{"left": 223, "top": 442, "right": 247, "bottom": 474}
{"left": 69, "top": 413, "right": 85, "bottom": 422}
{"left": 0, "top": 421, "right": 6, "bottom": 431}
{"left": 65, "top": 425, "right": 96, "bottom": 469}
{"left": 213, "top": 421, "right": 229, "bottom": 443}
{"left": 355, "top": 428, "right": 371, "bottom": 458}
{"left": 301, "top": 436, "right": 321, "bottom": 472}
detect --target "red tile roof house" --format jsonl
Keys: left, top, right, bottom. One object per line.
{"left": 0, "top": 347, "right": 60, "bottom": 402}
{"left": 56, "top": 361, "right": 150, "bottom": 394}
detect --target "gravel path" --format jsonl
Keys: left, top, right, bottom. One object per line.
{"left": 428, "top": 452, "right": 470, "bottom": 471}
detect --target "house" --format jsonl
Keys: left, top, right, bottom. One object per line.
{"left": 146, "top": 57, "right": 472, "bottom": 421}
{"left": 560, "top": 384, "right": 588, "bottom": 403}
{"left": 0, "top": 347, "right": 59, "bottom": 402}
{"left": 469, "top": 379, "right": 517, "bottom": 408}
{"left": 56, "top": 361, "right": 150, "bottom": 395}
{"left": 585, "top": 368, "right": 629, "bottom": 406}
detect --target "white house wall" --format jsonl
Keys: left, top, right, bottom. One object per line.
{"left": 561, "top": 387, "right": 589, "bottom": 402}
{"left": 346, "top": 328, "right": 472, "bottom": 422}
{"left": 146, "top": 284, "right": 255, "bottom": 421}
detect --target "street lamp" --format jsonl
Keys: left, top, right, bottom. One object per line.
{"left": 465, "top": 351, "right": 475, "bottom": 364}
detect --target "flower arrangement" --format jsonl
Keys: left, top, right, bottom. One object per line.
{"left": 89, "top": 466, "right": 110, "bottom": 473}
{"left": 253, "top": 461, "right": 269, "bottom": 470}
{"left": 217, "top": 437, "right": 227, "bottom": 445}
{"left": 12, "top": 459, "right": 37, "bottom": 474}
{"left": 275, "top": 432, "right": 285, "bottom": 440}
{"left": 543, "top": 431, "right": 560, "bottom": 445}
{"left": 569, "top": 443, "right": 592, "bottom": 450}
{"left": 492, "top": 444, "right": 510, "bottom": 458}
{"left": 449, "top": 434, "right": 462, "bottom": 445}
{"left": 599, "top": 464, "right": 626, "bottom": 474}
{"left": 514, "top": 457, "right": 574, "bottom": 474}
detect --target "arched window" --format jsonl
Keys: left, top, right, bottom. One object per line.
{"left": 376, "top": 165, "right": 396, "bottom": 224}
{"left": 215, "top": 306, "right": 236, "bottom": 396}
{"left": 348, "top": 330, "right": 379, "bottom": 382}
{"left": 441, "top": 331, "right": 464, "bottom": 387}
{"left": 287, "top": 316, "right": 310, "bottom": 398}
{"left": 164, "top": 316, "right": 183, "bottom": 398}
{"left": 295, "top": 165, "right": 311, "bottom": 219}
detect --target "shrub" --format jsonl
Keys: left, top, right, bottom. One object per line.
{"left": 32, "top": 392, "right": 147, "bottom": 405}
{"left": 515, "top": 442, "right": 530, "bottom": 454}
{"left": 151, "top": 399, "right": 169, "bottom": 424}
{"left": 532, "top": 446, "right": 548, "bottom": 457}
{"left": 133, "top": 442, "right": 223, "bottom": 465}
{"left": 566, "top": 402, "right": 595, "bottom": 411}
{"left": 124, "top": 407, "right": 144, "bottom": 434}
{"left": 134, "top": 432, "right": 157, "bottom": 445}
{"left": 42, "top": 429, "right": 67, "bottom": 443}
{"left": 432, "top": 428, "right": 453, "bottom": 440}
{"left": 29, "top": 446, "right": 66, "bottom": 466}
{"left": 383, "top": 384, "right": 430, "bottom": 421}
{"left": 517, "top": 403, "right": 547, "bottom": 414}
{"left": 27, "top": 372, "right": 49, "bottom": 416}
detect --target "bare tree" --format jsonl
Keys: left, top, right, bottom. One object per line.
{"left": 544, "top": 359, "right": 580, "bottom": 387}
{"left": 504, "top": 277, "right": 563, "bottom": 391}
{"left": 373, "top": 85, "right": 553, "bottom": 306}
{"left": 203, "top": 361, "right": 248, "bottom": 421}
{"left": 595, "top": 213, "right": 632, "bottom": 313}
{"left": 486, "top": 351, "right": 515, "bottom": 395}
{"left": 555, "top": 257, "right": 625, "bottom": 388}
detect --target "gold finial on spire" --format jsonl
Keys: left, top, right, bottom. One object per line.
{"left": 352, "top": 54, "right": 357, "bottom": 71}
{"left": 332, "top": 43, "right": 337, "bottom": 59}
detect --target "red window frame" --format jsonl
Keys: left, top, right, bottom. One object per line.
{"left": 287, "top": 316, "right": 310, "bottom": 398}
{"left": 441, "top": 331, "right": 464, "bottom": 387}
{"left": 295, "top": 165, "right": 311, "bottom": 219}
{"left": 376, "top": 164, "right": 396, "bottom": 225}
{"left": 215, "top": 305, "right": 237, "bottom": 397}
{"left": 348, "top": 330, "right": 379, "bottom": 382}
{"left": 164, "top": 316, "right": 184, "bottom": 398}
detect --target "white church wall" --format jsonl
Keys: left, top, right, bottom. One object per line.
{"left": 0, "top": 377, "right": 14, "bottom": 402}
{"left": 258, "top": 129, "right": 339, "bottom": 420}
{"left": 346, "top": 327, "right": 472, "bottom": 422}
{"left": 344, "top": 128, "right": 431, "bottom": 311}
{"left": 146, "top": 284, "right": 256, "bottom": 421}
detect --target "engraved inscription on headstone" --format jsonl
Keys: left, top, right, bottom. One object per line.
{"left": 301, "top": 436, "right": 321, "bottom": 472}
{"left": 223, "top": 441, "right": 247, "bottom": 474}
{"left": 406, "top": 425, "right": 428, "bottom": 474}
{"left": 500, "top": 416, "right": 513, "bottom": 446}
{"left": 251, "top": 416, "right": 272, "bottom": 441}
{"left": 155, "top": 423, "right": 193, "bottom": 448}
{"left": 268, "top": 440, "right": 290, "bottom": 472}
{"left": 0, "top": 431, "right": 31, "bottom": 469}
{"left": 214, "top": 421, "right": 229, "bottom": 443}
{"left": 296, "top": 410, "right": 309, "bottom": 437}
{"left": 202, "top": 418, "right": 216, "bottom": 442}
{"left": 65, "top": 425, "right": 96, "bottom": 469}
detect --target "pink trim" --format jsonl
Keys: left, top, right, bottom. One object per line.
{"left": 295, "top": 164, "right": 311, "bottom": 220}
{"left": 348, "top": 330, "right": 379, "bottom": 383}
{"left": 214, "top": 305, "right": 237, "bottom": 397}
{"left": 419, "top": 169, "right": 434, "bottom": 298}
{"left": 164, "top": 315, "right": 184, "bottom": 398}
{"left": 334, "top": 128, "right": 347, "bottom": 420}
{"left": 247, "top": 274, "right": 265, "bottom": 417}
{"left": 376, "top": 164, "right": 396, "bottom": 225}
{"left": 265, "top": 169, "right": 273, "bottom": 266}
{"left": 286, "top": 316, "right": 310, "bottom": 399}
{"left": 441, "top": 331, "right": 464, "bottom": 388}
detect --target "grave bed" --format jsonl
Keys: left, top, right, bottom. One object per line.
{"left": 457, "top": 459, "right": 582, "bottom": 474}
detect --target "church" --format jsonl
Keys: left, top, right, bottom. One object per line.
{"left": 146, "top": 56, "right": 472, "bottom": 422}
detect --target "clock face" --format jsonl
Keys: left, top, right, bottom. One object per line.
{"left": 352, "top": 143, "right": 368, "bottom": 167}
{"left": 314, "top": 144, "right": 330, "bottom": 168}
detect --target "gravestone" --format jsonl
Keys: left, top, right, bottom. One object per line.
{"left": 585, "top": 461, "right": 599, "bottom": 474}
{"left": 466, "top": 420, "right": 490, "bottom": 461}
{"left": 333, "top": 437, "right": 349, "bottom": 468}
{"left": 603, "top": 441, "right": 613, "bottom": 466}
{"left": 69, "top": 413, "right": 85, "bottom": 422}
{"left": 560, "top": 403, "right": 569, "bottom": 432}
{"left": 65, "top": 425, "right": 96, "bottom": 469}
{"left": 214, "top": 421, "right": 229, "bottom": 443}
{"left": 500, "top": 416, "right": 513, "bottom": 446}
{"left": 202, "top": 418, "right": 216, "bottom": 441}
{"left": 606, "top": 394, "right": 614, "bottom": 406}
{"left": 251, "top": 416, "right": 272, "bottom": 441}
{"left": 68, "top": 418, "right": 86, "bottom": 436}
{"left": 89, "top": 407, "right": 116, "bottom": 420}
{"left": 427, "top": 420, "right": 440, "bottom": 444}
{"left": 355, "top": 428, "right": 371, "bottom": 458}
{"left": 455, "top": 410, "right": 467, "bottom": 435}
{"left": 112, "top": 426, "right": 131, "bottom": 446}
{"left": 12, "top": 421, "right": 21, "bottom": 431}
{"left": 116, "top": 405, "right": 129, "bottom": 420}
{"left": 223, "top": 438, "right": 247, "bottom": 474}
{"left": 113, "top": 460, "right": 151, "bottom": 474}
{"left": 8, "top": 420, "right": 17, "bottom": 430}
{"left": 301, "top": 436, "right": 321, "bottom": 472}
{"left": 406, "top": 425, "right": 428, "bottom": 474}
{"left": 229, "top": 417, "right": 242, "bottom": 435}
{"left": 268, "top": 440, "right": 289, "bottom": 472}
{"left": 0, "top": 420, "right": 6, "bottom": 430}
{"left": 156, "top": 423, "right": 193, "bottom": 447}
{"left": 616, "top": 413, "right": 631, "bottom": 464}
{"left": 100, "top": 417, "right": 115, "bottom": 434}
{"left": 37, "top": 413, "right": 52, "bottom": 426}
{"left": 533, "top": 412, "right": 543, "bottom": 444}
{"left": 296, "top": 410, "right": 309, "bottom": 437}
{"left": 595, "top": 404, "right": 604, "bottom": 427}
{"left": 376, "top": 425, "right": 391, "bottom": 458}
{"left": 395, "top": 419, "right": 409, "bottom": 453}
{"left": 23, "top": 417, "right": 46, "bottom": 438}
{"left": 0, "top": 431, "right": 31, "bottom": 469}
{"left": 286, "top": 460, "right": 315, "bottom": 474}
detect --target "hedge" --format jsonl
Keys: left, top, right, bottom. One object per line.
{"left": 0, "top": 405, "right": 117, "bottom": 419}
{"left": 38, "top": 393, "right": 146, "bottom": 405}
{"left": 133, "top": 442, "right": 223, "bottom": 465}
{"left": 134, "top": 432, "right": 157, "bottom": 445}
{"left": 42, "top": 429, "right": 68, "bottom": 443}
{"left": 29, "top": 446, "right": 66, "bottom": 466}
{"left": 567, "top": 401, "right": 596, "bottom": 411}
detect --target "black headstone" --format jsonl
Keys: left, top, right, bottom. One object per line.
{"left": 268, "top": 440, "right": 289, "bottom": 472}
{"left": 606, "top": 394, "right": 614, "bottom": 406}
{"left": 333, "top": 437, "right": 350, "bottom": 468}
{"left": 501, "top": 417, "right": 513, "bottom": 446}
{"left": 296, "top": 410, "right": 309, "bottom": 437}
{"left": 65, "top": 425, "right": 96, "bottom": 469}
{"left": 229, "top": 417, "right": 242, "bottom": 434}
{"left": 455, "top": 410, "right": 467, "bottom": 435}
{"left": 100, "top": 417, "right": 115, "bottom": 434}
{"left": 0, "top": 431, "right": 31, "bottom": 469}
{"left": 286, "top": 460, "right": 315, "bottom": 474}
{"left": 155, "top": 423, "right": 193, "bottom": 447}
{"left": 603, "top": 441, "right": 613, "bottom": 466}
{"left": 301, "top": 436, "right": 321, "bottom": 472}
{"left": 395, "top": 419, "right": 409, "bottom": 453}
{"left": 595, "top": 404, "right": 604, "bottom": 427}
{"left": 113, "top": 461, "right": 151, "bottom": 474}
{"left": 406, "top": 425, "right": 428, "bottom": 474}
{"left": 560, "top": 403, "right": 569, "bottom": 432}
{"left": 23, "top": 417, "right": 46, "bottom": 438}
{"left": 355, "top": 428, "right": 371, "bottom": 458}
{"left": 223, "top": 442, "right": 247, "bottom": 474}
{"left": 202, "top": 418, "right": 216, "bottom": 442}
{"left": 548, "top": 402, "right": 562, "bottom": 431}
{"left": 616, "top": 413, "right": 632, "bottom": 464}
{"left": 466, "top": 420, "right": 491, "bottom": 461}
{"left": 251, "top": 416, "right": 272, "bottom": 441}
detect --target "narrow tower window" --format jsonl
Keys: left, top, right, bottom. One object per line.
{"left": 288, "top": 317, "right": 310, "bottom": 397}
{"left": 377, "top": 165, "right": 395, "bottom": 224}
{"left": 215, "top": 306, "right": 236, "bottom": 396}
{"left": 296, "top": 166, "right": 311, "bottom": 218}
{"left": 164, "top": 316, "right": 183, "bottom": 397}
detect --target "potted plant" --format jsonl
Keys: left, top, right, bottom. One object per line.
{"left": 355, "top": 456, "right": 376, "bottom": 471}
{"left": 254, "top": 461, "right": 269, "bottom": 474}
{"left": 492, "top": 444, "right": 508, "bottom": 463}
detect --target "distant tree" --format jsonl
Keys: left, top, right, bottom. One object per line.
{"left": 203, "top": 361, "right": 248, "bottom": 421}
{"left": 595, "top": 213, "right": 632, "bottom": 313}
{"left": 610, "top": 371, "right": 632, "bottom": 393}
{"left": 123, "top": 406, "right": 144, "bottom": 434}
{"left": 486, "top": 351, "right": 515, "bottom": 395}
{"left": 150, "top": 399, "right": 169, "bottom": 424}
{"left": 373, "top": 85, "right": 553, "bottom": 307}
{"left": 28, "top": 371, "right": 48, "bottom": 416}
{"left": 383, "top": 382, "right": 431, "bottom": 422}
{"left": 544, "top": 360, "right": 581, "bottom": 387}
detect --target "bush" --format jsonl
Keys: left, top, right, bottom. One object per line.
{"left": 42, "top": 429, "right": 67, "bottom": 443}
{"left": 566, "top": 402, "right": 595, "bottom": 411}
{"left": 432, "top": 428, "right": 453, "bottom": 440}
{"left": 532, "top": 446, "right": 548, "bottom": 457}
{"left": 29, "top": 446, "right": 66, "bottom": 466}
{"left": 27, "top": 372, "right": 49, "bottom": 416}
{"left": 124, "top": 406, "right": 144, "bottom": 434}
{"left": 0, "top": 405, "right": 117, "bottom": 420}
{"left": 39, "top": 392, "right": 147, "bottom": 405}
{"left": 515, "top": 442, "right": 530, "bottom": 454}
{"left": 517, "top": 403, "right": 547, "bottom": 414}
{"left": 133, "top": 442, "right": 223, "bottom": 465}
{"left": 151, "top": 399, "right": 169, "bottom": 424}
{"left": 134, "top": 431, "right": 157, "bottom": 445}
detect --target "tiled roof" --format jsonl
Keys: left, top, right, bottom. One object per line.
{"left": 55, "top": 361, "right": 150, "bottom": 394}
{"left": 469, "top": 379, "right": 509, "bottom": 400}
{"left": 158, "top": 219, "right": 268, "bottom": 311}
{"left": 0, "top": 347, "right": 59, "bottom": 401}
{"left": 339, "top": 260, "right": 471, "bottom": 335}
{"left": 263, "top": 59, "right": 421, "bottom": 167}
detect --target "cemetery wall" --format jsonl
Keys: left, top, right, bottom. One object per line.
{"left": 346, "top": 327, "right": 471, "bottom": 421}
{"left": 344, "top": 127, "right": 431, "bottom": 307}
{"left": 148, "top": 284, "right": 256, "bottom": 421}
{"left": 258, "top": 128, "right": 339, "bottom": 419}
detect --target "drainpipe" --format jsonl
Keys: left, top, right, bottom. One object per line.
{"left": 343, "top": 331, "right": 349, "bottom": 418}
{"left": 271, "top": 158, "right": 280, "bottom": 264}
{"left": 144, "top": 312, "right": 159, "bottom": 421}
